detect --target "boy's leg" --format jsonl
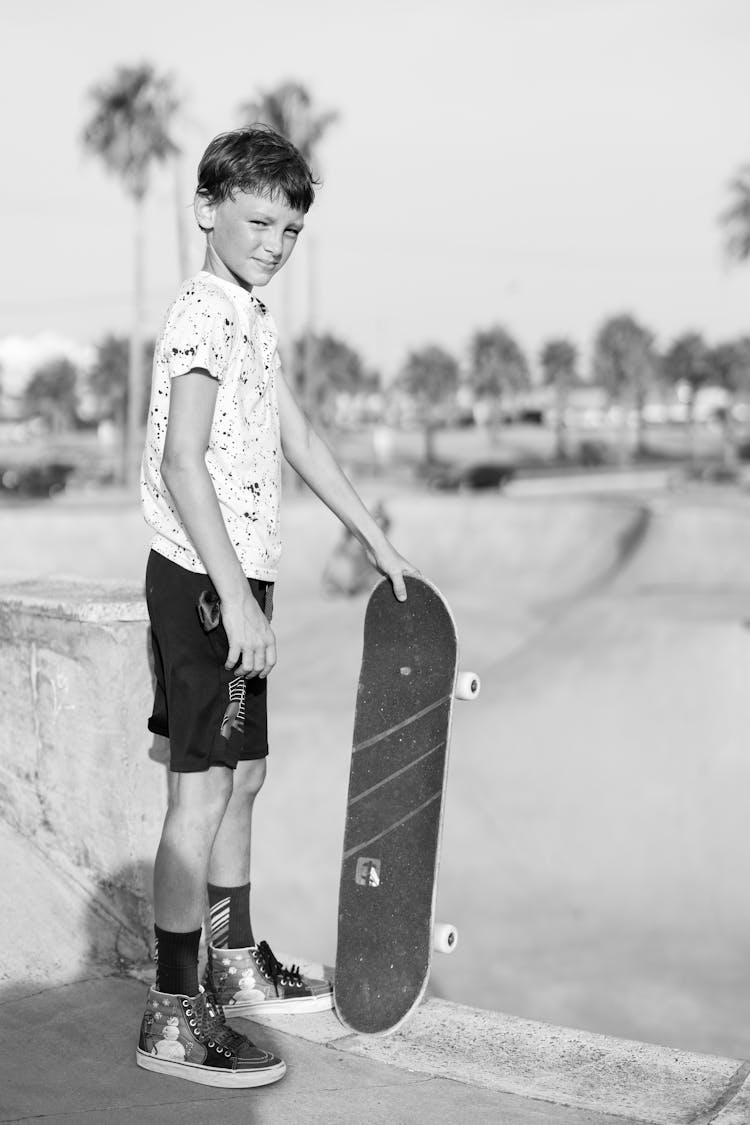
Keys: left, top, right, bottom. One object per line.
{"left": 203, "top": 763, "right": 334, "bottom": 1017}
{"left": 153, "top": 765, "right": 233, "bottom": 995}
{"left": 139, "top": 758, "right": 285, "bottom": 1088}
{"left": 207, "top": 759, "right": 267, "bottom": 949}
{"left": 156, "top": 766, "right": 234, "bottom": 930}
{"left": 139, "top": 553, "right": 285, "bottom": 1085}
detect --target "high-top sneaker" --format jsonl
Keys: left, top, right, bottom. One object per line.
{"left": 136, "top": 985, "right": 286, "bottom": 1087}
{"left": 204, "top": 940, "right": 333, "bottom": 1016}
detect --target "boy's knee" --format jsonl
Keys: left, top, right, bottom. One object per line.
{"left": 232, "top": 759, "right": 267, "bottom": 802}
{"left": 168, "top": 765, "right": 234, "bottom": 825}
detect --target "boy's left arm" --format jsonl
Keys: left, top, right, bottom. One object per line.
{"left": 277, "top": 372, "right": 418, "bottom": 601}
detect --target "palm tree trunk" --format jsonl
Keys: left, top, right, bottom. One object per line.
{"left": 125, "top": 195, "right": 146, "bottom": 489}
{"left": 721, "top": 403, "right": 738, "bottom": 471}
{"left": 614, "top": 399, "right": 629, "bottom": 467}
{"left": 687, "top": 394, "right": 697, "bottom": 465}
{"left": 554, "top": 373, "right": 568, "bottom": 460}
{"left": 488, "top": 397, "right": 503, "bottom": 446}
{"left": 174, "top": 151, "right": 190, "bottom": 281}
{"left": 423, "top": 421, "right": 438, "bottom": 466}
{"left": 304, "top": 235, "right": 318, "bottom": 423}
{"left": 634, "top": 398, "right": 646, "bottom": 459}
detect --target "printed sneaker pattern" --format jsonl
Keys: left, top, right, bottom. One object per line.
{"left": 205, "top": 940, "right": 333, "bottom": 1015}
{"left": 136, "top": 986, "right": 286, "bottom": 1087}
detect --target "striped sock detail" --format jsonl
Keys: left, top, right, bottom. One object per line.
{"left": 207, "top": 883, "right": 254, "bottom": 949}
{"left": 208, "top": 895, "right": 231, "bottom": 947}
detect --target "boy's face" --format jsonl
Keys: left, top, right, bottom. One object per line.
{"left": 195, "top": 189, "right": 305, "bottom": 290}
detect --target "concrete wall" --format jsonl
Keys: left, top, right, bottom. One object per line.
{"left": 0, "top": 577, "right": 163, "bottom": 961}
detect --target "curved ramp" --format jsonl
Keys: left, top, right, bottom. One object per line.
{"left": 429, "top": 490, "right": 750, "bottom": 1057}
{"left": 4, "top": 487, "right": 750, "bottom": 1060}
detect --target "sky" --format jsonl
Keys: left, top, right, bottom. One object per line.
{"left": 2, "top": 0, "right": 749, "bottom": 382}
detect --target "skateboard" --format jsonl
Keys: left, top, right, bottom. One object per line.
{"left": 334, "top": 575, "right": 479, "bottom": 1036}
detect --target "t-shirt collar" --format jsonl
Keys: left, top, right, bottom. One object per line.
{"left": 197, "top": 269, "right": 268, "bottom": 316}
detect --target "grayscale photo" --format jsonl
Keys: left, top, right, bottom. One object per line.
{"left": 1, "top": 2, "right": 749, "bottom": 1122}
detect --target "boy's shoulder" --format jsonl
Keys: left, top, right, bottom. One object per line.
{"left": 158, "top": 273, "right": 242, "bottom": 347}
{"left": 171, "top": 270, "right": 239, "bottom": 316}
{"left": 165, "top": 271, "right": 272, "bottom": 328}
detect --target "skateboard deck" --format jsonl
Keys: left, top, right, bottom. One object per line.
{"left": 334, "top": 574, "right": 462, "bottom": 1036}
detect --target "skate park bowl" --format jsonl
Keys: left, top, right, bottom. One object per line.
{"left": 3, "top": 479, "right": 750, "bottom": 1089}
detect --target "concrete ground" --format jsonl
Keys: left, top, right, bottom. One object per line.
{"left": 4, "top": 973, "right": 750, "bottom": 1125}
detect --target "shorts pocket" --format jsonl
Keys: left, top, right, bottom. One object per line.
{"left": 196, "top": 589, "right": 230, "bottom": 667}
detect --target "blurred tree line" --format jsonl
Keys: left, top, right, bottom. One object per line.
{"left": 13, "top": 61, "right": 750, "bottom": 477}
{"left": 22, "top": 317, "right": 750, "bottom": 461}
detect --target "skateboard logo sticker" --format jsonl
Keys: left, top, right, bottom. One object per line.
{"left": 355, "top": 857, "right": 381, "bottom": 887}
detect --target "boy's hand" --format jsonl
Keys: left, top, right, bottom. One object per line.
{"left": 222, "top": 593, "right": 277, "bottom": 678}
{"left": 367, "top": 540, "right": 420, "bottom": 603}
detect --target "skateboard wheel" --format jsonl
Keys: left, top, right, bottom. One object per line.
{"left": 433, "top": 923, "right": 458, "bottom": 954}
{"left": 455, "top": 671, "right": 480, "bottom": 700}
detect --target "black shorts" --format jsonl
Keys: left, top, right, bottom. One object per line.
{"left": 146, "top": 549, "right": 274, "bottom": 772}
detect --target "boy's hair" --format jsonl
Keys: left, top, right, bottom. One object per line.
{"left": 196, "top": 125, "right": 317, "bottom": 213}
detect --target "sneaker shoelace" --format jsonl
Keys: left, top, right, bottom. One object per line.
{"left": 255, "top": 940, "right": 304, "bottom": 995}
{"left": 192, "top": 990, "right": 250, "bottom": 1053}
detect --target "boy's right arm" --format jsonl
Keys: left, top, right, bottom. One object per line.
{"left": 160, "top": 369, "right": 276, "bottom": 679}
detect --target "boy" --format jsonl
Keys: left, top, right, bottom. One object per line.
{"left": 136, "top": 126, "right": 417, "bottom": 1088}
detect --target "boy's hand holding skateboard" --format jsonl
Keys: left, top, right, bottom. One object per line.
{"left": 365, "top": 536, "right": 420, "bottom": 603}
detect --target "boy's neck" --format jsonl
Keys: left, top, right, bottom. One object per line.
{"left": 201, "top": 250, "right": 253, "bottom": 294}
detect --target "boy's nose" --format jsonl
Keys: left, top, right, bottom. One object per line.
{"left": 263, "top": 232, "right": 283, "bottom": 258}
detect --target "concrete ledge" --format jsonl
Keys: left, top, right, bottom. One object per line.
{"left": 0, "top": 577, "right": 162, "bottom": 960}
{"left": 251, "top": 999, "right": 750, "bottom": 1125}
{"left": 0, "top": 574, "right": 149, "bottom": 621}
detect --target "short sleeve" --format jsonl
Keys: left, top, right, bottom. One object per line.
{"left": 162, "top": 283, "right": 238, "bottom": 383}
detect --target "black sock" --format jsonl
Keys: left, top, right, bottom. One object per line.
{"left": 207, "top": 882, "right": 254, "bottom": 949}
{"left": 154, "top": 925, "right": 201, "bottom": 996}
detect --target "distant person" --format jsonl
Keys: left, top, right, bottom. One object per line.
{"left": 138, "top": 126, "right": 418, "bottom": 1088}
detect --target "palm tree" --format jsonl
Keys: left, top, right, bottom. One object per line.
{"left": 539, "top": 338, "right": 578, "bottom": 461}
{"left": 395, "top": 345, "right": 460, "bottom": 466}
{"left": 89, "top": 333, "right": 156, "bottom": 430}
{"left": 592, "top": 314, "right": 657, "bottom": 460}
{"left": 720, "top": 163, "right": 750, "bottom": 263}
{"left": 467, "top": 325, "right": 530, "bottom": 442}
{"left": 239, "top": 80, "right": 338, "bottom": 167}
{"left": 288, "top": 332, "right": 375, "bottom": 427}
{"left": 82, "top": 63, "right": 180, "bottom": 486}
{"left": 709, "top": 337, "right": 750, "bottom": 467}
{"left": 661, "top": 332, "right": 712, "bottom": 463}
{"left": 24, "top": 358, "right": 79, "bottom": 434}
{"left": 239, "top": 82, "right": 338, "bottom": 419}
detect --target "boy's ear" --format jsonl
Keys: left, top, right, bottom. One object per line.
{"left": 194, "top": 192, "right": 216, "bottom": 231}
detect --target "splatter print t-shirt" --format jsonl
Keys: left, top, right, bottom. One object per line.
{"left": 141, "top": 271, "right": 283, "bottom": 580}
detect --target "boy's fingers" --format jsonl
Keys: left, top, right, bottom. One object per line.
{"left": 241, "top": 639, "right": 277, "bottom": 679}
{"left": 259, "top": 643, "right": 277, "bottom": 679}
{"left": 391, "top": 571, "right": 408, "bottom": 602}
{"left": 241, "top": 646, "right": 263, "bottom": 678}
